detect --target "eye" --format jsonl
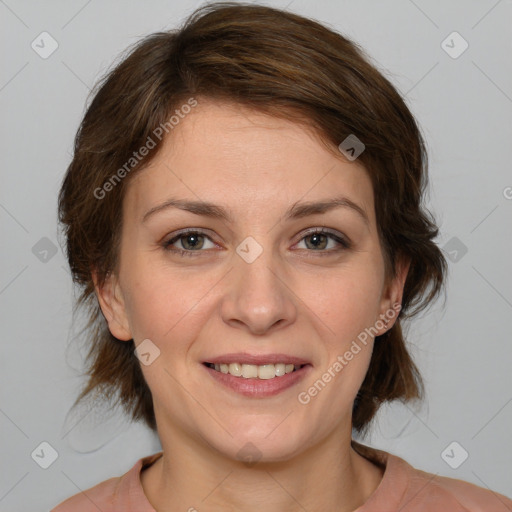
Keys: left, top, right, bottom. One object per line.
{"left": 162, "top": 230, "right": 216, "bottom": 257}
{"left": 294, "top": 228, "right": 351, "bottom": 253}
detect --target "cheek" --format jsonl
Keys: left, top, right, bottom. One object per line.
{"left": 299, "top": 263, "right": 384, "bottom": 343}
{"left": 121, "top": 257, "right": 215, "bottom": 347}
{"left": 306, "top": 272, "right": 380, "bottom": 405}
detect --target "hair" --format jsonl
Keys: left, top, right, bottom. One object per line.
{"left": 58, "top": 1, "right": 447, "bottom": 438}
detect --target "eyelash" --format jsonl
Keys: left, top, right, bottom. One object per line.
{"left": 162, "top": 228, "right": 351, "bottom": 257}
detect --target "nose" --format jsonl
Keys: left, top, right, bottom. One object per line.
{"left": 220, "top": 244, "right": 297, "bottom": 336}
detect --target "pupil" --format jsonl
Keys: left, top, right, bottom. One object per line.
{"left": 308, "top": 233, "right": 326, "bottom": 250}
{"left": 184, "top": 234, "right": 202, "bottom": 250}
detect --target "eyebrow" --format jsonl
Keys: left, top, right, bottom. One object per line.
{"left": 142, "top": 195, "right": 370, "bottom": 227}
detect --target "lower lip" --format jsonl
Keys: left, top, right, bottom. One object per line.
{"left": 203, "top": 364, "right": 312, "bottom": 398}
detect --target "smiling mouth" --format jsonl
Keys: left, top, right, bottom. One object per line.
{"left": 203, "top": 362, "right": 307, "bottom": 379}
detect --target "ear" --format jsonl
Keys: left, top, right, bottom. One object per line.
{"left": 376, "top": 254, "right": 410, "bottom": 334}
{"left": 92, "top": 269, "right": 132, "bottom": 341}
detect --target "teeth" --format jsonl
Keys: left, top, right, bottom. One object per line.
{"left": 274, "top": 363, "right": 286, "bottom": 376}
{"left": 229, "top": 363, "right": 242, "bottom": 377}
{"left": 209, "top": 362, "right": 303, "bottom": 379}
{"left": 258, "top": 365, "right": 275, "bottom": 380}
{"left": 242, "top": 364, "right": 258, "bottom": 379}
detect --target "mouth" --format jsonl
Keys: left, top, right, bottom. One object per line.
{"left": 203, "top": 362, "right": 307, "bottom": 379}
{"left": 201, "top": 354, "right": 312, "bottom": 397}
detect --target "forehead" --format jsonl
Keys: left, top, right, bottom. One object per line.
{"left": 125, "top": 100, "right": 375, "bottom": 225}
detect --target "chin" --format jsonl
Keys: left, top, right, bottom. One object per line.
{"left": 221, "top": 423, "right": 308, "bottom": 464}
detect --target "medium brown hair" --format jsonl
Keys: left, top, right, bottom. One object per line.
{"left": 58, "top": 1, "right": 447, "bottom": 438}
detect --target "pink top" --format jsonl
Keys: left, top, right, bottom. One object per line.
{"left": 51, "top": 442, "right": 512, "bottom": 511}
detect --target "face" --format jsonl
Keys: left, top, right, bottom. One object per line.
{"left": 96, "top": 99, "right": 408, "bottom": 463}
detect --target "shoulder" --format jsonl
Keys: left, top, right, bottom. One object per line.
{"left": 50, "top": 452, "right": 163, "bottom": 512}
{"left": 398, "top": 457, "right": 512, "bottom": 511}
{"left": 352, "top": 441, "right": 512, "bottom": 512}
{"left": 50, "top": 476, "right": 120, "bottom": 512}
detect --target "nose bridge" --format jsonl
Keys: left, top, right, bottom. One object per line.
{"left": 222, "top": 234, "right": 296, "bottom": 333}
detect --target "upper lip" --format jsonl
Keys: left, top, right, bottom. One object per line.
{"left": 204, "top": 352, "right": 311, "bottom": 366}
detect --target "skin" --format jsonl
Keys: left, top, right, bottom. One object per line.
{"left": 94, "top": 99, "right": 409, "bottom": 512}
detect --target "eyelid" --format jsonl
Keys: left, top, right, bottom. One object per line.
{"left": 164, "top": 227, "right": 214, "bottom": 240}
{"left": 296, "top": 226, "right": 349, "bottom": 243}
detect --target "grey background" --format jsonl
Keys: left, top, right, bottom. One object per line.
{"left": 1, "top": 0, "right": 511, "bottom": 510}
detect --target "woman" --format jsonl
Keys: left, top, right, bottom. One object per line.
{"left": 52, "top": 2, "right": 512, "bottom": 510}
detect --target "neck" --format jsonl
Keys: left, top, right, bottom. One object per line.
{"left": 141, "top": 428, "right": 384, "bottom": 512}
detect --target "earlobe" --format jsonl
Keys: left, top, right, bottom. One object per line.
{"left": 91, "top": 270, "right": 132, "bottom": 341}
